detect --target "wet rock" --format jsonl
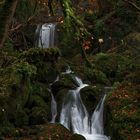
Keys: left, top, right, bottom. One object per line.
{"left": 51, "top": 74, "right": 77, "bottom": 95}
{"left": 70, "top": 134, "right": 86, "bottom": 140}
{"left": 38, "top": 123, "right": 72, "bottom": 140}
{"left": 80, "top": 86, "right": 101, "bottom": 113}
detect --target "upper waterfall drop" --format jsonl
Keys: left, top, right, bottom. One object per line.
{"left": 35, "top": 23, "right": 56, "bottom": 48}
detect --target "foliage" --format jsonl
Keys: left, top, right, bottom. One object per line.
{"left": 20, "top": 47, "right": 61, "bottom": 63}
{"left": 106, "top": 82, "right": 140, "bottom": 140}
{"left": 93, "top": 51, "right": 139, "bottom": 83}
{"left": 84, "top": 66, "right": 109, "bottom": 85}
{"left": 15, "top": 0, "right": 38, "bottom": 22}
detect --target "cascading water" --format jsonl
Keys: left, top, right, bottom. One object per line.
{"left": 50, "top": 93, "right": 57, "bottom": 123}
{"left": 59, "top": 75, "right": 110, "bottom": 140}
{"left": 48, "top": 87, "right": 57, "bottom": 123}
{"left": 49, "top": 65, "right": 110, "bottom": 139}
{"left": 48, "top": 76, "right": 59, "bottom": 123}
{"left": 91, "top": 94, "right": 106, "bottom": 134}
{"left": 60, "top": 77, "right": 89, "bottom": 133}
{"left": 35, "top": 23, "right": 56, "bottom": 48}
{"left": 61, "top": 65, "right": 73, "bottom": 75}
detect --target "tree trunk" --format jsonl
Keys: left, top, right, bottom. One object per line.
{"left": 0, "top": 0, "right": 18, "bottom": 48}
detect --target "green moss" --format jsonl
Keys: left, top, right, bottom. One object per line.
{"left": 20, "top": 47, "right": 61, "bottom": 63}
{"left": 93, "top": 52, "right": 138, "bottom": 83}
{"left": 0, "top": 122, "right": 18, "bottom": 138}
{"left": 20, "top": 48, "right": 60, "bottom": 83}
{"left": 29, "top": 107, "right": 48, "bottom": 125}
{"left": 51, "top": 75, "right": 77, "bottom": 95}
{"left": 36, "top": 62, "right": 58, "bottom": 83}
{"left": 38, "top": 123, "right": 72, "bottom": 140}
{"left": 31, "top": 83, "right": 51, "bottom": 102}
{"left": 84, "top": 67, "right": 110, "bottom": 85}
{"left": 28, "top": 95, "right": 48, "bottom": 108}
{"left": 12, "top": 61, "right": 37, "bottom": 79}
{"left": 80, "top": 86, "right": 98, "bottom": 113}
{"left": 14, "top": 110, "right": 29, "bottom": 127}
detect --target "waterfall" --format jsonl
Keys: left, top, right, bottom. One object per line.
{"left": 50, "top": 93, "right": 57, "bottom": 123}
{"left": 91, "top": 94, "right": 106, "bottom": 134}
{"left": 48, "top": 87, "right": 57, "bottom": 123}
{"left": 35, "top": 23, "right": 56, "bottom": 48}
{"left": 61, "top": 65, "right": 73, "bottom": 75}
{"left": 49, "top": 75, "right": 59, "bottom": 123}
{"left": 50, "top": 66, "right": 110, "bottom": 140}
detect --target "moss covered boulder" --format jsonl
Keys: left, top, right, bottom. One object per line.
{"left": 27, "top": 83, "right": 52, "bottom": 123}
{"left": 38, "top": 124, "right": 72, "bottom": 140}
{"left": 20, "top": 48, "right": 60, "bottom": 83}
{"left": 20, "top": 48, "right": 61, "bottom": 63}
{"left": 93, "top": 51, "right": 139, "bottom": 83}
{"left": 51, "top": 74, "right": 77, "bottom": 95}
{"left": 38, "top": 123, "right": 86, "bottom": 140}
{"left": 80, "top": 86, "right": 99, "bottom": 113}
{"left": 83, "top": 67, "right": 110, "bottom": 85}
{"left": 70, "top": 134, "right": 86, "bottom": 140}
{"left": 29, "top": 107, "right": 48, "bottom": 125}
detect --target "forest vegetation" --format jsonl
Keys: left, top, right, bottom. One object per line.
{"left": 0, "top": 0, "right": 140, "bottom": 140}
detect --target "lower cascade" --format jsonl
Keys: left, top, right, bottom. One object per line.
{"left": 51, "top": 68, "right": 110, "bottom": 140}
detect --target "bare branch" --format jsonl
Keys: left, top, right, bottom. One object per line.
{"left": 123, "top": 0, "right": 140, "bottom": 12}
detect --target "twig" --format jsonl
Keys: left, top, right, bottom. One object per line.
{"left": 10, "top": 23, "right": 23, "bottom": 32}
{"left": 123, "top": 0, "right": 140, "bottom": 12}
{"left": 9, "top": 15, "right": 35, "bottom": 32}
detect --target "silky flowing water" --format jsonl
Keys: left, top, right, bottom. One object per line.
{"left": 50, "top": 68, "right": 110, "bottom": 140}
{"left": 59, "top": 75, "right": 110, "bottom": 140}
{"left": 35, "top": 23, "right": 56, "bottom": 48}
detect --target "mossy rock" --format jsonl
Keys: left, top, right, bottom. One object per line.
{"left": 14, "top": 110, "right": 29, "bottom": 127}
{"left": 38, "top": 123, "right": 72, "bottom": 140}
{"left": 31, "top": 83, "right": 51, "bottom": 102}
{"left": 93, "top": 52, "right": 138, "bottom": 83}
{"left": 80, "top": 86, "right": 100, "bottom": 113}
{"left": 51, "top": 75, "right": 77, "bottom": 95}
{"left": 0, "top": 122, "right": 18, "bottom": 138}
{"left": 0, "top": 65, "right": 32, "bottom": 127}
{"left": 20, "top": 48, "right": 61, "bottom": 63}
{"left": 27, "top": 95, "right": 48, "bottom": 108}
{"left": 29, "top": 107, "right": 48, "bottom": 125}
{"left": 94, "top": 53, "right": 119, "bottom": 79}
{"left": 70, "top": 134, "right": 86, "bottom": 140}
{"left": 19, "top": 48, "right": 60, "bottom": 83}
{"left": 55, "top": 89, "right": 69, "bottom": 120}
{"left": 35, "top": 62, "right": 58, "bottom": 83}
{"left": 37, "top": 124, "right": 86, "bottom": 140}
{"left": 84, "top": 67, "right": 110, "bottom": 85}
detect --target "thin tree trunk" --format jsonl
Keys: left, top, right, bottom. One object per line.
{"left": 0, "top": 0, "right": 18, "bottom": 48}
{"left": 97, "top": 0, "right": 103, "bottom": 13}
